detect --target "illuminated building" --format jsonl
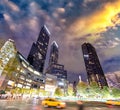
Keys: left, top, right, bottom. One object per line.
{"left": 46, "top": 41, "right": 67, "bottom": 80}
{"left": 27, "top": 25, "right": 50, "bottom": 73}
{"left": 46, "top": 63, "right": 67, "bottom": 80}
{"left": 0, "top": 39, "right": 45, "bottom": 90}
{"left": 0, "top": 39, "right": 17, "bottom": 89}
{"left": 0, "top": 39, "right": 16, "bottom": 76}
{"left": 82, "top": 43, "right": 108, "bottom": 88}
{"left": 49, "top": 41, "right": 59, "bottom": 65}
{"left": 46, "top": 41, "right": 67, "bottom": 94}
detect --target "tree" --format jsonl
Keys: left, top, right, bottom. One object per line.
{"left": 111, "top": 88, "right": 120, "bottom": 98}
{"left": 77, "top": 81, "right": 88, "bottom": 94}
{"left": 87, "top": 81, "right": 101, "bottom": 98}
{"left": 101, "top": 86, "right": 110, "bottom": 98}
{"left": 54, "top": 87, "right": 63, "bottom": 97}
{"left": 3, "top": 55, "right": 20, "bottom": 88}
{"left": 0, "top": 90, "right": 5, "bottom": 94}
{"left": 67, "top": 85, "right": 74, "bottom": 96}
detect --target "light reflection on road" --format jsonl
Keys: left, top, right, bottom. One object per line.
{"left": 0, "top": 100, "right": 119, "bottom": 110}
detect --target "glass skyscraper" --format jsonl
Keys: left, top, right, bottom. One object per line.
{"left": 49, "top": 41, "right": 59, "bottom": 65}
{"left": 46, "top": 41, "right": 67, "bottom": 80}
{"left": 82, "top": 43, "right": 108, "bottom": 88}
{"left": 27, "top": 25, "right": 50, "bottom": 73}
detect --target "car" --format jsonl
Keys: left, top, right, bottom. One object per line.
{"left": 42, "top": 98, "right": 66, "bottom": 108}
{"left": 106, "top": 99, "right": 120, "bottom": 106}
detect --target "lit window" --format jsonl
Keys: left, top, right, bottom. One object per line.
{"left": 38, "top": 53, "right": 42, "bottom": 59}
{"left": 84, "top": 54, "right": 89, "bottom": 58}
{"left": 27, "top": 67, "right": 33, "bottom": 72}
{"left": 20, "top": 76, "right": 25, "bottom": 80}
{"left": 22, "top": 62, "right": 27, "bottom": 68}
{"left": 26, "top": 86, "right": 30, "bottom": 89}
{"left": 26, "top": 83, "right": 31, "bottom": 86}
{"left": 7, "top": 80, "right": 15, "bottom": 86}
{"left": 17, "top": 84, "right": 22, "bottom": 88}
{"left": 34, "top": 70, "right": 40, "bottom": 76}
{"left": 26, "top": 79, "right": 32, "bottom": 83}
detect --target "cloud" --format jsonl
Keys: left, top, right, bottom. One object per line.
{"left": 67, "top": 2, "right": 74, "bottom": 8}
{"left": 5, "top": 0, "right": 20, "bottom": 12}
{"left": 83, "top": 0, "right": 97, "bottom": 6}
{"left": 68, "top": 0, "right": 120, "bottom": 42}
{"left": 1, "top": 0, "right": 120, "bottom": 77}
{"left": 60, "top": 18, "right": 66, "bottom": 23}
{"left": 3, "top": 13, "right": 12, "bottom": 22}
{"left": 56, "top": 8, "right": 65, "bottom": 14}
{"left": 3, "top": 13, "right": 16, "bottom": 31}
{"left": 103, "top": 57, "right": 120, "bottom": 73}
{"left": 95, "top": 37, "right": 120, "bottom": 48}
{"left": 29, "top": 2, "right": 40, "bottom": 15}
{"left": 52, "top": 7, "right": 65, "bottom": 19}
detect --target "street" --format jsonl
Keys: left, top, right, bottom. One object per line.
{"left": 0, "top": 99, "right": 119, "bottom": 110}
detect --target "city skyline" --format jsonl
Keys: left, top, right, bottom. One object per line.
{"left": 0, "top": 0, "right": 120, "bottom": 82}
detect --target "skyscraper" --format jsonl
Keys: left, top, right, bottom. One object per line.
{"left": 27, "top": 25, "right": 50, "bottom": 73}
{"left": 49, "top": 41, "right": 59, "bottom": 65}
{"left": 46, "top": 41, "right": 67, "bottom": 80}
{"left": 82, "top": 43, "right": 108, "bottom": 88}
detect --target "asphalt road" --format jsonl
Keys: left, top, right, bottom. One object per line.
{"left": 0, "top": 99, "right": 119, "bottom": 110}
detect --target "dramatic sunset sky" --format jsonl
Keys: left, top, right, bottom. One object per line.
{"left": 0, "top": 0, "right": 120, "bottom": 82}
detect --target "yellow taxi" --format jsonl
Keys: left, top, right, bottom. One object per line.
{"left": 106, "top": 99, "right": 120, "bottom": 106}
{"left": 42, "top": 98, "right": 66, "bottom": 108}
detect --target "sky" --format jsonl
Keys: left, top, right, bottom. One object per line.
{"left": 0, "top": 0, "right": 120, "bottom": 82}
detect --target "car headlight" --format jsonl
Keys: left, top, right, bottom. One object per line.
{"left": 60, "top": 102, "right": 66, "bottom": 105}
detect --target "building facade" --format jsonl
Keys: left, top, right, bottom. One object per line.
{"left": 46, "top": 41, "right": 67, "bottom": 94}
{"left": 46, "top": 41, "right": 67, "bottom": 80}
{"left": 49, "top": 41, "right": 59, "bottom": 65}
{"left": 0, "top": 39, "right": 45, "bottom": 91}
{"left": 82, "top": 43, "right": 108, "bottom": 88}
{"left": 46, "top": 63, "right": 67, "bottom": 80}
{"left": 27, "top": 25, "right": 50, "bottom": 73}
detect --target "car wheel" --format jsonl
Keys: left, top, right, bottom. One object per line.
{"left": 56, "top": 104, "right": 61, "bottom": 108}
{"left": 44, "top": 104, "right": 48, "bottom": 107}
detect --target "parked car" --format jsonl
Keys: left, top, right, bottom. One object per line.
{"left": 42, "top": 98, "right": 66, "bottom": 108}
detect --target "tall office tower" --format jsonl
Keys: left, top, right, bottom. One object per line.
{"left": 82, "top": 43, "right": 108, "bottom": 88}
{"left": 49, "top": 41, "right": 59, "bottom": 65}
{"left": 27, "top": 25, "right": 50, "bottom": 73}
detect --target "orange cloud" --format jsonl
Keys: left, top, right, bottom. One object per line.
{"left": 68, "top": 0, "right": 120, "bottom": 40}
